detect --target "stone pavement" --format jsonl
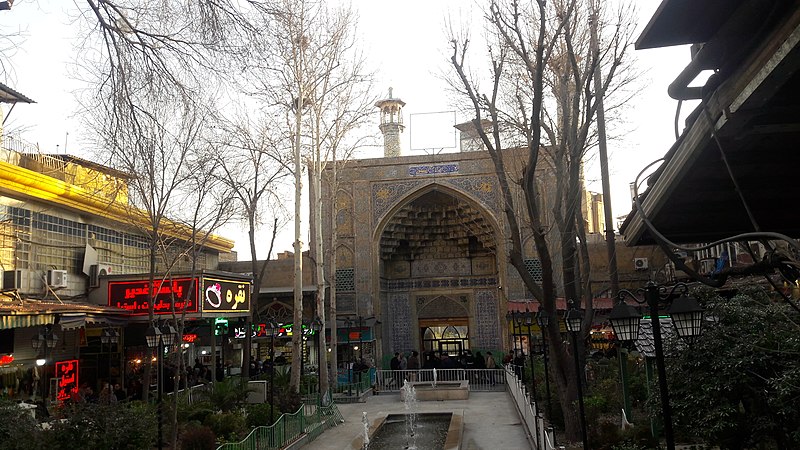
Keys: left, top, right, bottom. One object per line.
{"left": 306, "top": 392, "right": 532, "bottom": 450}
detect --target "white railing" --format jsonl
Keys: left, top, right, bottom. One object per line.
{"left": 374, "top": 368, "right": 506, "bottom": 392}
{"left": 505, "top": 365, "right": 563, "bottom": 450}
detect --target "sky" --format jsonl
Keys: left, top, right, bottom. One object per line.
{"left": 1, "top": 0, "right": 696, "bottom": 260}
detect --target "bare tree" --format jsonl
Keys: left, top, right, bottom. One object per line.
{"left": 448, "top": 0, "right": 636, "bottom": 442}
{"left": 249, "top": 0, "right": 375, "bottom": 393}
{"left": 215, "top": 111, "right": 293, "bottom": 379}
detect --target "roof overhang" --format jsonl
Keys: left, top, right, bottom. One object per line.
{"left": 623, "top": 2, "right": 800, "bottom": 245}
{"left": 0, "top": 82, "right": 35, "bottom": 104}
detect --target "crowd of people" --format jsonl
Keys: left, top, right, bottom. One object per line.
{"left": 386, "top": 349, "right": 499, "bottom": 387}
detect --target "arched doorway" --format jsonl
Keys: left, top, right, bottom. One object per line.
{"left": 378, "top": 187, "right": 500, "bottom": 354}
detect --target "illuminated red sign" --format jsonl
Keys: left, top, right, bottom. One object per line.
{"left": 108, "top": 278, "right": 198, "bottom": 315}
{"left": 0, "top": 355, "right": 13, "bottom": 365}
{"left": 56, "top": 359, "right": 79, "bottom": 402}
{"left": 182, "top": 333, "right": 198, "bottom": 343}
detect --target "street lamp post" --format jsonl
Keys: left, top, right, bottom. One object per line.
{"left": 564, "top": 302, "right": 588, "bottom": 450}
{"left": 518, "top": 309, "right": 538, "bottom": 405}
{"left": 146, "top": 323, "right": 176, "bottom": 450}
{"left": 535, "top": 306, "right": 553, "bottom": 420}
{"left": 101, "top": 328, "right": 119, "bottom": 385}
{"left": 264, "top": 320, "right": 278, "bottom": 422}
{"left": 31, "top": 325, "right": 58, "bottom": 403}
{"left": 344, "top": 317, "right": 353, "bottom": 395}
{"left": 311, "top": 317, "right": 323, "bottom": 403}
{"left": 610, "top": 282, "right": 705, "bottom": 450}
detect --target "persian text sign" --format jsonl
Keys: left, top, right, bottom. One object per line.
{"left": 108, "top": 278, "right": 198, "bottom": 315}
{"left": 408, "top": 163, "right": 459, "bottom": 176}
{"left": 202, "top": 277, "right": 250, "bottom": 313}
{"left": 56, "top": 359, "right": 79, "bottom": 402}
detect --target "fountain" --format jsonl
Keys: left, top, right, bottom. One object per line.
{"left": 362, "top": 412, "right": 370, "bottom": 449}
{"left": 399, "top": 368, "right": 469, "bottom": 402}
{"left": 402, "top": 380, "right": 419, "bottom": 450}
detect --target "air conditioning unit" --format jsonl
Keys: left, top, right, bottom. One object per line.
{"left": 89, "top": 263, "right": 113, "bottom": 288}
{"left": 3, "top": 269, "right": 34, "bottom": 292}
{"left": 48, "top": 269, "right": 69, "bottom": 289}
{"left": 634, "top": 257, "right": 649, "bottom": 271}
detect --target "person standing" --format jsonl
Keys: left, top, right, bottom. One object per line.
{"left": 407, "top": 350, "right": 420, "bottom": 381}
{"left": 485, "top": 351, "right": 497, "bottom": 386}
{"left": 390, "top": 352, "right": 402, "bottom": 388}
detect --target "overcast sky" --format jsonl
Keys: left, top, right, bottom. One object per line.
{"left": 1, "top": 0, "right": 696, "bottom": 259}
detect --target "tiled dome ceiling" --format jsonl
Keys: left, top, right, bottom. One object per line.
{"left": 380, "top": 190, "right": 496, "bottom": 261}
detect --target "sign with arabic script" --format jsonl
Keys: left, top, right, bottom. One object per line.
{"left": 55, "top": 359, "right": 79, "bottom": 402}
{"left": 201, "top": 277, "right": 250, "bottom": 314}
{"left": 108, "top": 278, "right": 198, "bottom": 315}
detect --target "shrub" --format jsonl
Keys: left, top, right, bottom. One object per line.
{"left": 203, "top": 411, "right": 246, "bottom": 442}
{"left": 180, "top": 424, "right": 216, "bottom": 450}
{"left": 274, "top": 386, "right": 302, "bottom": 415}
{"left": 245, "top": 402, "right": 275, "bottom": 428}
{"left": 0, "top": 399, "right": 44, "bottom": 449}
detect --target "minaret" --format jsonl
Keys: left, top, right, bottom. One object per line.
{"left": 375, "top": 87, "right": 405, "bottom": 157}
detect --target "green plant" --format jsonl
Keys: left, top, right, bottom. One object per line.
{"left": 0, "top": 399, "right": 44, "bottom": 449}
{"left": 41, "top": 401, "right": 156, "bottom": 450}
{"left": 245, "top": 402, "right": 276, "bottom": 428}
{"left": 197, "top": 377, "right": 254, "bottom": 412}
{"left": 203, "top": 411, "right": 246, "bottom": 442}
{"left": 274, "top": 386, "right": 302, "bottom": 415}
{"left": 180, "top": 423, "right": 216, "bottom": 450}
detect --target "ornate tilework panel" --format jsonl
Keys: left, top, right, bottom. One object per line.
{"left": 442, "top": 176, "right": 500, "bottom": 214}
{"left": 337, "top": 293, "right": 356, "bottom": 314}
{"left": 475, "top": 289, "right": 500, "bottom": 349}
{"left": 388, "top": 292, "right": 413, "bottom": 352}
{"left": 372, "top": 181, "right": 424, "bottom": 222}
{"left": 385, "top": 276, "right": 497, "bottom": 291}
{"left": 411, "top": 258, "right": 471, "bottom": 278}
{"left": 335, "top": 268, "right": 355, "bottom": 292}
{"left": 417, "top": 295, "right": 469, "bottom": 319}
{"left": 471, "top": 256, "right": 496, "bottom": 275}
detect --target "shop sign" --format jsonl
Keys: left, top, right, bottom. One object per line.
{"left": 276, "top": 323, "right": 314, "bottom": 337}
{"left": 0, "top": 354, "right": 13, "bottom": 365}
{"left": 332, "top": 326, "right": 373, "bottom": 343}
{"left": 183, "top": 333, "right": 198, "bottom": 343}
{"left": 56, "top": 359, "right": 79, "bottom": 402}
{"left": 108, "top": 278, "right": 198, "bottom": 315}
{"left": 202, "top": 277, "right": 250, "bottom": 313}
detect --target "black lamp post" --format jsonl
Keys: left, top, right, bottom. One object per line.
{"left": 506, "top": 311, "right": 518, "bottom": 357}
{"left": 146, "top": 323, "right": 176, "bottom": 450}
{"left": 101, "top": 328, "right": 119, "bottom": 385}
{"left": 344, "top": 317, "right": 353, "bottom": 390}
{"left": 311, "top": 317, "right": 323, "bottom": 401}
{"left": 535, "top": 306, "right": 553, "bottom": 419}
{"left": 518, "top": 309, "right": 538, "bottom": 404}
{"left": 564, "top": 302, "right": 588, "bottom": 450}
{"left": 263, "top": 320, "right": 277, "bottom": 421}
{"left": 610, "top": 282, "right": 704, "bottom": 450}
{"left": 31, "top": 324, "right": 58, "bottom": 402}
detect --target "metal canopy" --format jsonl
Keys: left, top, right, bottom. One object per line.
{"left": 623, "top": 2, "right": 800, "bottom": 245}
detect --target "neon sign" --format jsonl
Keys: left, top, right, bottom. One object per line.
{"left": 202, "top": 278, "right": 250, "bottom": 313}
{"left": 182, "top": 333, "right": 198, "bottom": 343}
{"left": 108, "top": 278, "right": 198, "bottom": 315}
{"left": 56, "top": 359, "right": 79, "bottom": 402}
{"left": 0, "top": 355, "right": 13, "bottom": 365}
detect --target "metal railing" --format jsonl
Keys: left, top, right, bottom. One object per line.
{"left": 216, "top": 401, "right": 344, "bottom": 450}
{"left": 374, "top": 368, "right": 506, "bottom": 392}
{"left": 332, "top": 367, "right": 375, "bottom": 398}
{"left": 505, "top": 365, "right": 562, "bottom": 450}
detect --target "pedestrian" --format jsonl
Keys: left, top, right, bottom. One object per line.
{"left": 407, "top": 350, "right": 420, "bottom": 381}
{"left": 486, "top": 351, "right": 497, "bottom": 385}
{"left": 390, "top": 352, "right": 402, "bottom": 388}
